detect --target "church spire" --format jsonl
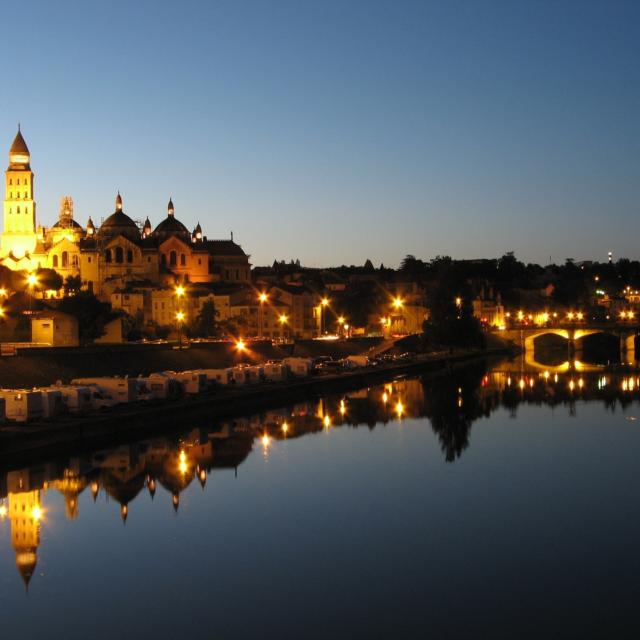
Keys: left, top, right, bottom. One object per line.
{"left": 115, "top": 191, "right": 122, "bottom": 212}
{"left": 167, "top": 197, "right": 174, "bottom": 217}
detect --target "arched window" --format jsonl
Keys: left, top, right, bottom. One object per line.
{"left": 180, "top": 254, "right": 186, "bottom": 266}
{"left": 72, "top": 255, "right": 78, "bottom": 267}
{"left": 62, "top": 252, "right": 68, "bottom": 267}
{"left": 115, "top": 247, "right": 124, "bottom": 263}
{"left": 127, "top": 249, "right": 133, "bottom": 263}
{"left": 17, "top": 206, "right": 20, "bottom": 214}
{"left": 105, "top": 249, "right": 112, "bottom": 263}
{"left": 161, "top": 254, "right": 167, "bottom": 267}
{"left": 52, "top": 255, "right": 59, "bottom": 268}
{"left": 170, "top": 251, "right": 177, "bottom": 266}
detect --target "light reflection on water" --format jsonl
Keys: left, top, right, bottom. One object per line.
{"left": 2, "top": 358, "right": 640, "bottom": 638}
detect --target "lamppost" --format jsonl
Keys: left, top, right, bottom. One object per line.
{"left": 392, "top": 297, "right": 404, "bottom": 334}
{"left": 27, "top": 273, "right": 38, "bottom": 313}
{"left": 259, "top": 292, "right": 268, "bottom": 339}
{"left": 176, "top": 310, "right": 185, "bottom": 350}
{"left": 337, "top": 316, "right": 346, "bottom": 338}
{"left": 320, "top": 297, "right": 329, "bottom": 336}
{"left": 278, "top": 313, "right": 288, "bottom": 340}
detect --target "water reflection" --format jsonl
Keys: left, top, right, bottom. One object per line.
{"left": 3, "top": 357, "right": 640, "bottom": 588}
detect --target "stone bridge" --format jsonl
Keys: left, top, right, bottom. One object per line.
{"left": 501, "top": 324, "right": 640, "bottom": 364}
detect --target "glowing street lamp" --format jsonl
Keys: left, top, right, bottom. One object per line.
{"left": 278, "top": 313, "right": 288, "bottom": 339}
{"left": 236, "top": 339, "right": 246, "bottom": 352}
{"left": 175, "top": 285, "right": 185, "bottom": 298}
{"left": 393, "top": 297, "right": 404, "bottom": 310}
{"left": 258, "top": 292, "right": 268, "bottom": 338}
{"left": 319, "top": 297, "right": 329, "bottom": 335}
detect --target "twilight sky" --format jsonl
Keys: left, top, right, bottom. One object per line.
{"left": 0, "top": 0, "right": 638, "bottom": 267}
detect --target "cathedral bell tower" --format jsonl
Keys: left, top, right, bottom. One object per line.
{"left": 2, "top": 126, "right": 38, "bottom": 259}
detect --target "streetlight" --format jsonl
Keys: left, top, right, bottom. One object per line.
{"left": 175, "top": 310, "right": 185, "bottom": 350}
{"left": 258, "top": 292, "right": 268, "bottom": 338}
{"left": 27, "top": 273, "right": 38, "bottom": 313}
{"left": 320, "top": 297, "right": 329, "bottom": 335}
{"left": 278, "top": 313, "right": 288, "bottom": 339}
{"left": 337, "top": 315, "right": 345, "bottom": 337}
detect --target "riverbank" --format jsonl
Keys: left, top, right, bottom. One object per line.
{"left": 0, "top": 337, "right": 384, "bottom": 387}
{"left": 0, "top": 346, "right": 512, "bottom": 463}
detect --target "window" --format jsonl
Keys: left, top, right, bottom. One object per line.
{"left": 24, "top": 192, "right": 27, "bottom": 198}
{"left": 170, "top": 251, "right": 177, "bottom": 266}
{"left": 236, "top": 269, "right": 239, "bottom": 279}
{"left": 105, "top": 249, "right": 112, "bottom": 263}
{"left": 161, "top": 254, "right": 167, "bottom": 266}
{"left": 62, "top": 252, "right": 69, "bottom": 267}
{"left": 180, "top": 254, "right": 186, "bottom": 266}
{"left": 127, "top": 250, "right": 133, "bottom": 263}
{"left": 8, "top": 179, "right": 11, "bottom": 185}
{"left": 17, "top": 206, "right": 20, "bottom": 214}
{"left": 72, "top": 255, "right": 78, "bottom": 267}
{"left": 198, "top": 259, "right": 201, "bottom": 266}
{"left": 52, "top": 255, "right": 58, "bottom": 268}
{"left": 88, "top": 257, "right": 92, "bottom": 263}
{"left": 147, "top": 257, "right": 151, "bottom": 263}
{"left": 115, "top": 247, "right": 124, "bottom": 263}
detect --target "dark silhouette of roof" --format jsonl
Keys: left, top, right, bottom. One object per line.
{"left": 98, "top": 194, "right": 141, "bottom": 243}
{"left": 51, "top": 219, "right": 82, "bottom": 229}
{"left": 203, "top": 240, "right": 247, "bottom": 257}
{"left": 153, "top": 215, "right": 190, "bottom": 240}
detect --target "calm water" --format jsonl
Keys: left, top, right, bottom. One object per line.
{"left": 2, "top": 359, "right": 640, "bottom": 639}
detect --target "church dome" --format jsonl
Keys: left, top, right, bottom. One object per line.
{"left": 98, "top": 193, "right": 141, "bottom": 242}
{"left": 153, "top": 198, "right": 191, "bottom": 242}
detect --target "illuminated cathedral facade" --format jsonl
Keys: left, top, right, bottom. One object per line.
{"left": 0, "top": 128, "right": 251, "bottom": 298}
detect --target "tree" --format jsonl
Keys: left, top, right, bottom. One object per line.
{"left": 63, "top": 275, "right": 82, "bottom": 296}
{"left": 191, "top": 299, "right": 219, "bottom": 337}
{"left": 57, "top": 291, "right": 114, "bottom": 344}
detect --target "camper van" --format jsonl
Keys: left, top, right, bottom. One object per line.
{"left": 37, "top": 388, "right": 64, "bottom": 419}
{"left": 136, "top": 375, "right": 181, "bottom": 400}
{"left": 51, "top": 385, "right": 93, "bottom": 414}
{"left": 194, "top": 368, "right": 233, "bottom": 386}
{"left": 264, "top": 362, "right": 287, "bottom": 382}
{"left": 71, "top": 377, "right": 138, "bottom": 404}
{"left": 283, "top": 357, "right": 313, "bottom": 377}
{"left": 0, "top": 390, "right": 44, "bottom": 423}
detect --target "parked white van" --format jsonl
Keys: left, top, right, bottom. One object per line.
{"left": 0, "top": 390, "right": 44, "bottom": 423}
{"left": 71, "top": 377, "right": 138, "bottom": 404}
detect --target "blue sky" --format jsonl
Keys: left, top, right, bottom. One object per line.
{"left": 0, "top": 0, "right": 638, "bottom": 267}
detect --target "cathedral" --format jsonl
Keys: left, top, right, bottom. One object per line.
{"left": 0, "top": 128, "right": 251, "bottom": 299}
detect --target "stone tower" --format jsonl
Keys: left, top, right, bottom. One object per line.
{"left": 2, "top": 126, "right": 38, "bottom": 259}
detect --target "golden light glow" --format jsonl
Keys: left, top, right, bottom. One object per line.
{"left": 279, "top": 314, "right": 288, "bottom": 324}
{"left": 576, "top": 312, "right": 584, "bottom": 321}
{"left": 236, "top": 339, "right": 246, "bottom": 352}
{"left": 455, "top": 297, "right": 462, "bottom": 306}
{"left": 393, "top": 297, "right": 404, "bottom": 310}
{"left": 0, "top": 504, "right": 7, "bottom": 518}
{"left": 321, "top": 297, "right": 329, "bottom": 307}
{"left": 175, "top": 311, "right": 185, "bottom": 322}
{"left": 339, "top": 399, "right": 346, "bottom": 416}
{"left": 338, "top": 316, "right": 345, "bottom": 325}
{"left": 323, "top": 415, "right": 331, "bottom": 428}
{"left": 517, "top": 311, "right": 524, "bottom": 321}
{"left": 281, "top": 422, "right": 289, "bottom": 434}
{"left": 0, "top": 288, "right": 6, "bottom": 297}
{"left": 395, "top": 401, "right": 404, "bottom": 418}
{"left": 259, "top": 292, "right": 268, "bottom": 303}
{"left": 567, "top": 312, "right": 575, "bottom": 321}
{"left": 382, "top": 391, "right": 388, "bottom": 404}
{"left": 175, "top": 285, "right": 185, "bottom": 297}
{"left": 261, "top": 433, "right": 271, "bottom": 448}
{"left": 178, "top": 450, "right": 188, "bottom": 475}
{"left": 27, "top": 273, "right": 37, "bottom": 287}
{"left": 31, "top": 505, "right": 43, "bottom": 521}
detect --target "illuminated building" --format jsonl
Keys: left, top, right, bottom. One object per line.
{"left": 0, "top": 128, "right": 251, "bottom": 298}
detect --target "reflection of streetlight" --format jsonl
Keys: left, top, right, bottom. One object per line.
{"left": 0, "top": 287, "right": 6, "bottom": 298}
{"left": 455, "top": 297, "right": 462, "bottom": 307}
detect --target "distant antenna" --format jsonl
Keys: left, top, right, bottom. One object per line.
{"left": 231, "top": 231, "right": 234, "bottom": 241}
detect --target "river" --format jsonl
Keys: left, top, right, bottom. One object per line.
{"left": 1, "top": 357, "right": 640, "bottom": 638}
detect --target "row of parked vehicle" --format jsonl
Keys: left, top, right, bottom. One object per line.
{"left": 314, "top": 352, "right": 417, "bottom": 374}
{"left": 0, "top": 357, "right": 317, "bottom": 424}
